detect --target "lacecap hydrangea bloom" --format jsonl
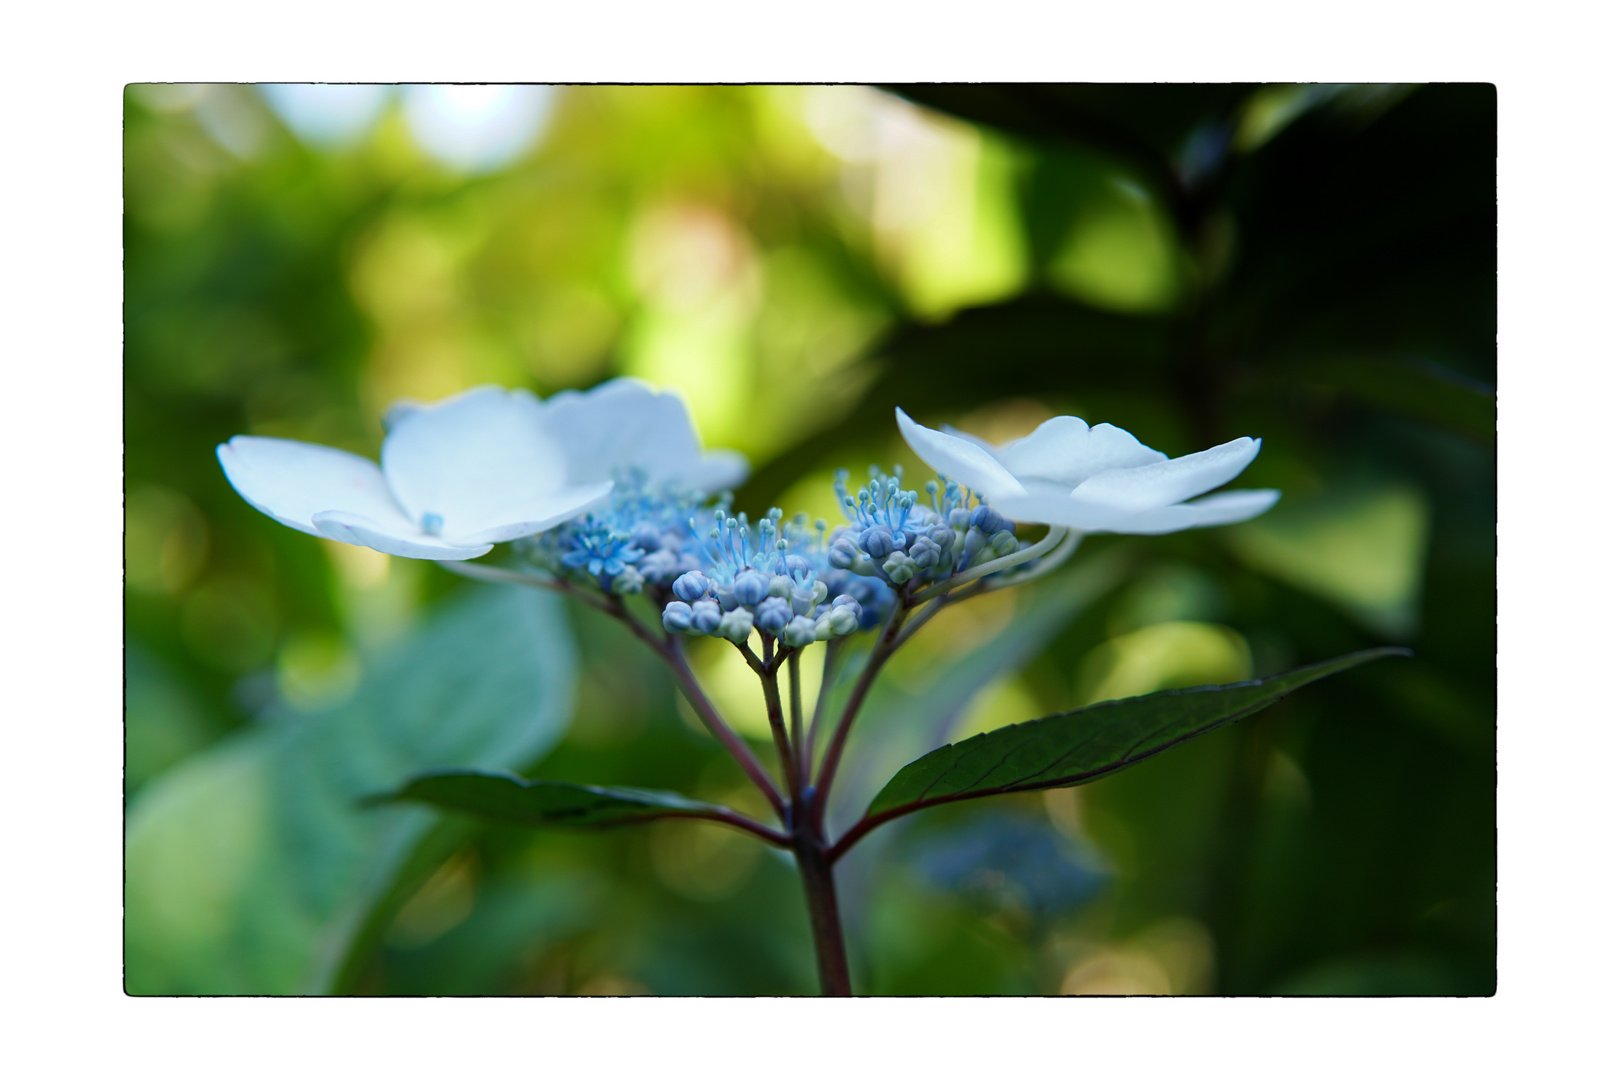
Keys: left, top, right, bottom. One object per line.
{"left": 217, "top": 380, "right": 744, "bottom": 561}
{"left": 654, "top": 462, "right": 1042, "bottom": 647}
{"left": 895, "top": 408, "right": 1278, "bottom": 535}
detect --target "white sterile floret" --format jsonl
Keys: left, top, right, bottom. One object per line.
{"left": 218, "top": 387, "right": 614, "bottom": 561}
{"left": 895, "top": 408, "right": 1279, "bottom": 536}
{"left": 532, "top": 377, "right": 749, "bottom": 494}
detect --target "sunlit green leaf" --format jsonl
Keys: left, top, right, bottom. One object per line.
{"left": 124, "top": 585, "right": 576, "bottom": 995}
{"left": 847, "top": 648, "right": 1408, "bottom": 848}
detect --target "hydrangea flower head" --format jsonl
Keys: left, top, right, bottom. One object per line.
{"left": 896, "top": 408, "right": 1278, "bottom": 535}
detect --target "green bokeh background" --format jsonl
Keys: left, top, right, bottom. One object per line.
{"left": 124, "top": 84, "right": 1495, "bottom": 996}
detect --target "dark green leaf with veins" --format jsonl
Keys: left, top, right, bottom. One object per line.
{"left": 384, "top": 769, "right": 786, "bottom": 843}
{"left": 838, "top": 648, "right": 1409, "bottom": 857}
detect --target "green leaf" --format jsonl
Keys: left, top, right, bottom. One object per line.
{"left": 383, "top": 769, "right": 767, "bottom": 832}
{"left": 124, "top": 585, "right": 577, "bottom": 995}
{"left": 846, "top": 648, "right": 1409, "bottom": 850}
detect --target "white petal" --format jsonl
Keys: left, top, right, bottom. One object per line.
{"left": 1088, "top": 489, "right": 1281, "bottom": 534}
{"left": 995, "top": 418, "right": 1167, "bottom": 487}
{"left": 452, "top": 482, "right": 615, "bottom": 545}
{"left": 381, "top": 386, "right": 572, "bottom": 539}
{"left": 995, "top": 488, "right": 1279, "bottom": 533}
{"left": 538, "top": 378, "right": 748, "bottom": 493}
{"left": 217, "top": 436, "right": 405, "bottom": 537}
{"left": 939, "top": 424, "right": 1000, "bottom": 454}
{"left": 682, "top": 450, "right": 752, "bottom": 495}
{"left": 895, "top": 408, "right": 1026, "bottom": 500}
{"left": 1069, "top": 437, "right": 1262, "bottom": 512}
{"left": 381, "top": 397, "right": 427, "bottom": 432}
{"left": 312, "top": 511, "right": 493, "bottom": 560}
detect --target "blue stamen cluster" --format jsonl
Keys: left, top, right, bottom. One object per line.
{"left": 524, "top": 464, "right": 1025, "bottom": 650}
{"left": 824, "top": 466, "right": 1023, "bottom": 590}
{"left": 519, "top": 472, "right": 706, "bottom": 595}
{"left": 661, "top": 509, "right": 877, "bottom": 646}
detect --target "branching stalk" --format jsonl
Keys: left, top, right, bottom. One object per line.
{"left": 788, "top": 651, "right": 807, "bottom": 791}
{"left": 757, "top": 640, "right": 798, "bottom": 797}
{"left": 805, "top": 638, "right": 843, "bottom": 772}
{"left": 594, "top": 602, "right": 786, "bottom": 820}
{"left": 808, "top": 602, "right": 908, "bottom": 830}
{"left": 983, "top": 529, "right": 1083, "bottom": 590}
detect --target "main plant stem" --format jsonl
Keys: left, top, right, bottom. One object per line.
{"left": 792, "top": 815, "right": 852, "bottom": 996}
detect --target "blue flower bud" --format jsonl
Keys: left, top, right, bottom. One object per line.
{"left": 733, "top": 569, "right": 770, "bottom": 607}
{"left": 909, "top": 535, "right": 941, "bottom": 568}
{"left": 882, "top": 551, "right": 916, "bottom": 583}
{"left": 825, "top": 604, "right": 860, "bottom": 636}
{"left": 673, "top": 571, "right": 711, "bottom": 603}
{"left": 929, "top": 525, "right": 957, "bottom": 550}
{"left": 970, "top": 505, "right": 1012, "bottom": 537}
{"left": 791, "top": 579, "right": 824, "bottom": 617}
{"left": 963, "top": 528, "right": 987, "bottom": 561}
{"left": 662, "top": 601, "right": 693, "bottom": 633}
{"left": 755, "top": 596, "right": 792, "bottom": 635}
{"left": 948, "top": 507, "right": 972, "bottom": 529}
{"left": 690, "top": 600, "right": 722, "bottom": 635}
{"left": 828, "top": 535, "right": 860, "bottom": 570}
{"left": 831, "top": 594, "right": 859, "bottom": 609}
{"left": 717, "top": 608, "right": 755, "bottom": 645}
{"left": 989, "top": 529, "right": 1020, "bottom": 558}
{"left": 785, "top": 554, "right": 811, "bottom": 577}
{"left": 861, "top": 527, "right": 897, "bottom": 559}
{"left": 769, "top": 574, "right": 794, "bottom": 598}
{"left": 783, "top": 615, "right": 818, "bottom": 648}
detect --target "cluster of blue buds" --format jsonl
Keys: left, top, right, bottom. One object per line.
{"left": 525, "top": 464, "right": 1023, "bottom": 650}
{"left": 825, "top": 466, "right": 1023, "bottom": 589}
{"left": 660, "top": 508, "right": 882, "bottom": 648}
{"left": 519, "top": 472, "right": 706, "bottom": 595}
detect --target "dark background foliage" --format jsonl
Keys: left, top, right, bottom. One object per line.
{"left": 124, "top": 84, "right": 1494, "bottom": 995}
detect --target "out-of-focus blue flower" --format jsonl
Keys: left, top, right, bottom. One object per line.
{"left": 521, "top": 471, "right": 708, "bottom": 594}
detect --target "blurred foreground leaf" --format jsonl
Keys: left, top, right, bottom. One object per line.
{"left": 124, "top": 585, "right": 576, "bottom": 995}
{"left": 841, "top": 648, "right": 1408, "bottom": 852}
{"left": 382, "top": 769, "right": 776, "bottom": 836}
